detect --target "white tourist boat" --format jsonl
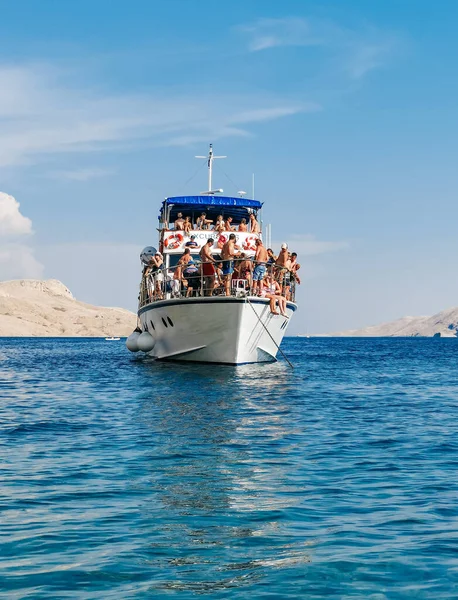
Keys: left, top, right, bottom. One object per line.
{"left": 126, "top": 145, "right": 297, "bottom": 364}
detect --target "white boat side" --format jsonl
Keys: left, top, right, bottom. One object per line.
{"left": 138, "top": 296, "right": 296, "bottom": 364}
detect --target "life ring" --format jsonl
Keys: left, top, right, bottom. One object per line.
{"left": 243, "top": 235, "right": 257, "bottom": 251}
{"left": 164, "top": 233, "right": 184, "bottom": 250}
{"left": 217, "top": 233, "right": 228, "bottom": 249}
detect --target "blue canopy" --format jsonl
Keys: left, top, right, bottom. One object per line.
{"left": 163, "top": 196, "right": 262, "bottom": 209}
{"left": 160, "top": 195, "right": 262, "bottom": 224}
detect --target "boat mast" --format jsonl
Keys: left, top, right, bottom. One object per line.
{"left": 196, "top": 144, "right": 226, "bottom": 194}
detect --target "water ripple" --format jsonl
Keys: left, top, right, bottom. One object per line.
{"left": 1, "top": 337, "right": 458, "bottom": 598}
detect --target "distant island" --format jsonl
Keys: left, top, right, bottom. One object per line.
{"left": 313, "top": 308, "right": 458, "bottom": 338}
{"left": 0, "top": 279, "right": 136, "bottom": 337}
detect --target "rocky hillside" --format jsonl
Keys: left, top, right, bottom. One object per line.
{"left": 0, "top": 279, "right": 136, "bottom": 337}
{"left": 327, "top": 307, "right": 458, "bottom": 337}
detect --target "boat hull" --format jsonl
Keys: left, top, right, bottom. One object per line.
{"left": 137, "top": 296, "right": 296, "bottom": 364}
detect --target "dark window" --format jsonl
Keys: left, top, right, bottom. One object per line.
{"left": 162, "top": 317, "right": 168, "bottom": 327}
{"left": 167, "top": 316, "right": 174, "bottom": 327}
{"left": 150, "top": 320, "right": 155, "bottom": 331}
{"left": 144, "top": 323, "right": 148, "bottom": 332}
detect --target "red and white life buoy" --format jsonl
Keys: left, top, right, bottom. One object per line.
{"left": 217, "top": 233, "right": 228, "bottom": 249}
{"left": 164, "top": 233, "right": 184, "bottom": 250}
{"left": 243, "top": 235, "right": 257, "bottom": 251}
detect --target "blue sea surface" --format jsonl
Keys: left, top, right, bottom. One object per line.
{"left": 1, "top": 337, "right": 458, "bottom": 599}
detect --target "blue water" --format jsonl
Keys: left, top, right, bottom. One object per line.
{"left": 1, "top": 338, "right": 458, "bottom": 599}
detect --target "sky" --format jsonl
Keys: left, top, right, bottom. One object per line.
{"left": 1, "top": 0, "right": 458, "bottom": 334}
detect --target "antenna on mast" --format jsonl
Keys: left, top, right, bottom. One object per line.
{"left": 195, "top": 143, "right": 226, "bottom": 195}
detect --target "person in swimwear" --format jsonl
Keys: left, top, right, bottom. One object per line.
{"left": 261, "top": 276, "right": 287, "bottom": 316}
{"left": 252, "top": 238, "right": 268, "bottom": 296}
{"left": 290, "top": 252, "right": 301, "bottom": 285}
{"left": 238, "top": 218, "right": 247, "bottom": 232}
{"left": 184, "top": 235, "right": 199, "bottom": 248}
{"left": 225, "top": 216, "right": 235, "bottom": 231}
{"left": 249, "top": 212, "right": 260, "bottom": 233}
{"left": 213, "top": 215, "right": 225, "bottom": 233}
{"left": 267, "top": 248, "right": 276, "bottom": 265}
{"left": 275, "top": 243, "right": 292, "bottom": 296}
{"left": 196, "top": 212, "right": 212, "bottom": 230}
{"left": 174, "top": 213, "right": 185, "bottom": 230}
{"left": 183, "top": 216, "right": 193, "bottom": 234}
{"left": 235, "top": 253, "right": 253, "bottom": 289}
{"left": 199, "top": 238, "right": 217, "bottom": 296}
{"left": 221, "top": 233, "right": 239, "bottom": 296}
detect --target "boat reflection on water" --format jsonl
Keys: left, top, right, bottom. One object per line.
{"left": 133, "top": 360, "right": 312, "bottom": 594}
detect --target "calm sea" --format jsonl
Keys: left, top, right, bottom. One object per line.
{"left": 1, "top": 337, "right": 458, "bottom": 599}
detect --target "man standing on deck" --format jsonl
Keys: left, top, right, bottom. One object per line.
{"left": 290, "top": 252, "right": 301, "bottom": 285}
{"left": 221, "top": 233, "right": 240, "bottom": 296}
{"left": 199, "top": 238, "right": 217, "bottom": 296}
{"left": 275, "top": 243, "right": 292, "bottom": 297}
{"left": 252, "top": 238, "right": 268, "bottom": 296}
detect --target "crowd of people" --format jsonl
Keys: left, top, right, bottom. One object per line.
{"left": 142, "top": 237, "right": 300, "bottom": 316}
{"left": 169, "top": 211, "right": 260, "bottom": 233}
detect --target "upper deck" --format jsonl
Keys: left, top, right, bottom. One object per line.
{"left": 159, "top": 195, "right": 263, "bottom": 256}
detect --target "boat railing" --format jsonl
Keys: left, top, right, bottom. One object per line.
{"left": 138, "top": 259, "right": 296, "bottom": 308}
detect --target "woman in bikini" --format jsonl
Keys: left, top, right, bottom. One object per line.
{"left": 261, "top": 275, "right": 287, "bottom": 316}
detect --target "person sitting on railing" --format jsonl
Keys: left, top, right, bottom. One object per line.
{"left": 260, "top": 275, "right": 288, "bottom": 316}
{"left": 199, "top": 238, "right": 217, "bottom": 296}
{"left": 249, "top": 212, "right": 260, "bottom": 233}
{"left": 196, "top": 212, "right": 212, "bottom": 230}
{"left": 174, "top": 213, "right": 185, "bottom": 230}
{"left": 213, "top": 215, "right": 225, "bottom": 232}
{"left": 252, "top": 238, "right": 268, "bottom": 296}
{"left": 183, "top": 216, "right": 193, "bottom": 234}
{"left": 221, "top": 233, "right": 240, "bottom": 296}
{"left": 225, "top": 216, "right": 235, "bottom": 231}
{"left": 238, "top": 218, "right": 247, "bottom": 232}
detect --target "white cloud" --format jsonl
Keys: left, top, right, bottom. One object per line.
{"left": 237, "top": 16, "right": 399, "bottom": 79}
{"left": 0, "top": 191, "right": 44, "bottom": 280}
{"left": 0, "top": 192, "right": 33, "bottom": 236}
{"left": 0, "top": 64, "right": 311, "bottom": 169}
